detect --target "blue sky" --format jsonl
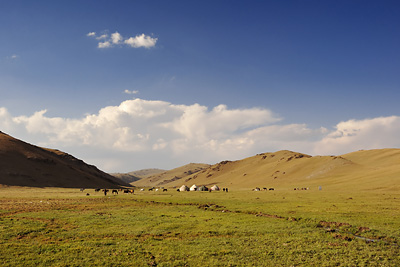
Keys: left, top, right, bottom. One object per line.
{"left": 1, "top": 1, "right": 400, "bottom": 172}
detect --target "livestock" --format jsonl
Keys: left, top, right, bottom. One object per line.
{"left": 112, "top": 189, "right": 118, "bottom": 195}
{"left": 163, "top": 189, "right": 168, "bottom": 192}
{"left": 94, "top": 188, "right": 101, "bottom": 192}
{"left": 269, "top": 188, "right": 275, "bottom": 191}
{"left": 102, "top": 189, "right": 109, "bottom": 196}
{"left": 123, "top": 189, "right": 134, "bottom": 194}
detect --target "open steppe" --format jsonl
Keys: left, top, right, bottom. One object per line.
{"left": 1, "top": 186, "right": 399, "bottom": 266}
{"left": 1, "top": 132, "right": 400, "bottom": 265}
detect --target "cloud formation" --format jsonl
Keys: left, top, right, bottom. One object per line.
{"left": 124, "top": 34, "right": 158, "bottom": 48}
{"left": 314, "top": 116, "right": 400, "bottom": 155}
{"left": 87, "top": 31, "right": 157, "bottom": 49}
{"left": 1, "top": 99, "right": 399, "bottom": 172}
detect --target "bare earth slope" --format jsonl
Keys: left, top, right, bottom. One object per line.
{"left": 0, "top": 131, "right": 130, "bottom": 188}
{"left": 151, "top": 149, "right": 400, "bottom": 191}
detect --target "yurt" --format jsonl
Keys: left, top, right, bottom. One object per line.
{"left": 179, "top": 185, "right": 189, "bottom": 192}
{"left": 198, "top": 185, "right": 208, "bottom": 191}
{"left": 190, "top": 184, "right": 198, "bottom": 191}
{"left": 210, "top": 185, "right": 220, "bottom": 191}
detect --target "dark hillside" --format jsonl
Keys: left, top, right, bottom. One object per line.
{"left": 0, "top": 131, "right": 130, "bottom": 188}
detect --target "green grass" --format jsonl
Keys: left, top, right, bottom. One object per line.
{"left": 0, "top": 187, "right": 399, "bottom": 266}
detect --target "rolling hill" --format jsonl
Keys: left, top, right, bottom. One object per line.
{"left": 111, "top": 169, "right": 166, "bottom": 184}
{"left": 0, "top": 131, "right": 130, "bottom": 188}
{"left": 132, "top": 163, "right": 210, "bottom": 187}
{"left": 133, "top": 149, "right": 400, "bottom": 191}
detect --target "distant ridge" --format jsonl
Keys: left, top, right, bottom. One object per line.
{"left": 0, "top": 131, "right": 130, "bottom": 188}
{"left": 111, "top": 169, "right": 166, "bottom": 184}
{"left": 131, "top": 163, "right": 210, "bottom": 187}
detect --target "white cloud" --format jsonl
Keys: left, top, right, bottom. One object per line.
{"left": 5, "top": 54, "right": 19, "bottom": 60}
{"left": 96, "top": 34, "right": 108, "bottom": 40}
{"left": 124, "top": 89, "right": 139, "bottom": 95}
{"left": 2, "top": 99, "right": 399, "bottom": 172}
{"left": 124, "top": 34, "right": 158, "bottom": 48}
{"left": 313, "top": 116, "right": 400, "bottom": 155}
{"left": 111, "top": 32, "right": 123, "bottom": 44}
{"left": 87, "top": 30, "right": 157, "bottom": 49}
{"left": 98, "top": 41, "right": 111, "bottom": 48}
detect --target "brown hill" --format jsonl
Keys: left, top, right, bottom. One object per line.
{"left": 131, "top": 163, "right": 210, "bottom": 187}
{"left": 0, "top": 131, "right": 130, "bottom": 188}
{"left": 128, "top": 168, "right": 166, "bottom": 178}
{"left": 148, "top": 149, "right": 400, "bottom": 191}
{"left": 111, "top": 173, "right": 142, "bottom": 184}
{"left": 111, "top": 169, "right": 166, "bottom": 184}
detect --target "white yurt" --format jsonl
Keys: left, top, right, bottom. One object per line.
{"left": 210, "top": 185, "right": 220, "bottom": 191}
{"left": 190, "top": 184, "right": 198, "bottom": 191}
{"left": 179, "top": 185, "right": 189, "bottom": 192}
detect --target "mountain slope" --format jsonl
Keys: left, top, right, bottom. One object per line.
{"left": 132, "top": 163, "right": 210, "bottom": 187}
{"left": 0, "top": 131, "right": 130, "bottom": 188}
{"left": 111, "top": 169, "right": 166, "bottom": 184}
{"left": 152, "top": 149, "right": 400, "bottom": 191}
{"left": 111, "top": 173, "right": 142, "bottom": 184}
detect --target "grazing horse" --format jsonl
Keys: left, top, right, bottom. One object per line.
{"left": 112, "top": 189, "right": 118, "bottom": 195}
{"left": 94, "top": 188, "right": 101, "bottom": 192}
{"left": 163, "top": 189, "right": 168, "bottom": 192}
{"left": 123, "top": 189, "right": 134, "bottom": 194}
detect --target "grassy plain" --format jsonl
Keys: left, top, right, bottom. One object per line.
{"left": 0, "top": 187, "right": 399, "bottom": 266}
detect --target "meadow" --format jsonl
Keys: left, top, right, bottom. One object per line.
{"left": 0, "top": 186, "right": 399, "bottom": 266}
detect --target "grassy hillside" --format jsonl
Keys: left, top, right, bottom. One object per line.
{"left": 154, "top": 149, "right": 400, "bottom": 191}
{"left": 111, "top": 169, "right": 166, "bottom": 184}
{"left": 132, "top": 163, "right": 210, "bottom": 187}
{"left": 128, "top": 168, "right": 166, "bottom": 178}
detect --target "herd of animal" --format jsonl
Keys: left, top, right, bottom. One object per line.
{"left": 82, "top": 186, "right": 311, "bottom": 195}
{"left": 83, "top": 187, "right": 167, "bottom": 196}
{"left": 253, "top": 187, "right": 275, "bottom": 191}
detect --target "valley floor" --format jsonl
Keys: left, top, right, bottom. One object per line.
{"left": 0, "top": 187, "right": 399, "bottom": 266}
